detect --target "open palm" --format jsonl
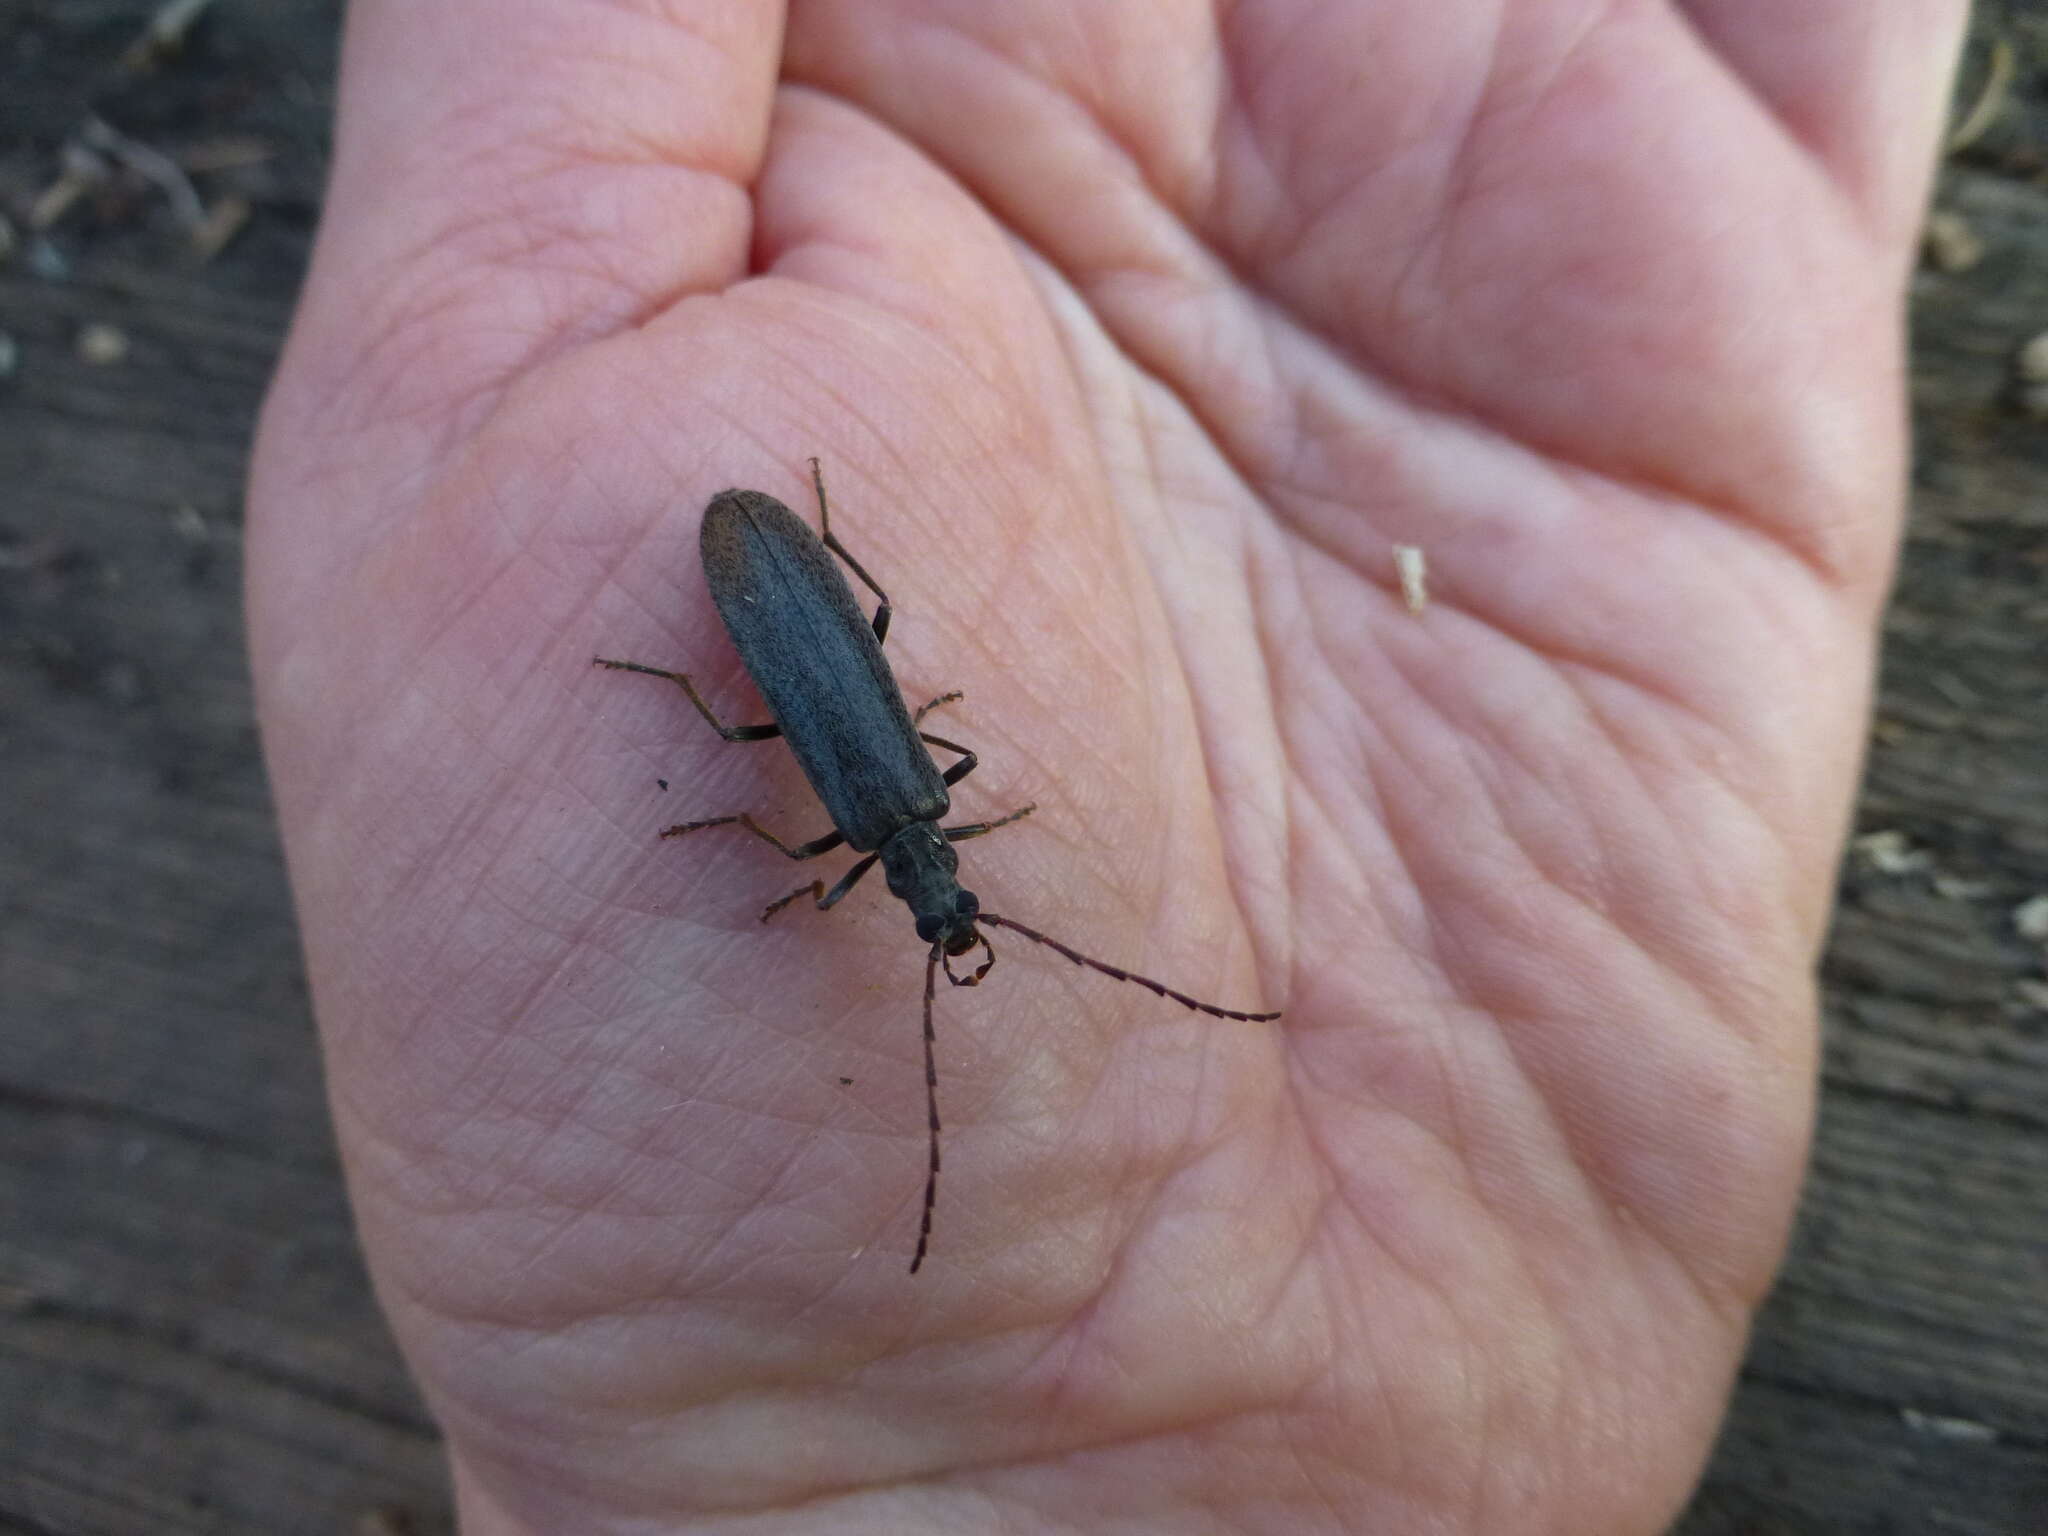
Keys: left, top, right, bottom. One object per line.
{"left": 249, "top": 3, "right": 1962, "bottom": 1531}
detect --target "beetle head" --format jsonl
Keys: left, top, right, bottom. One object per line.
{"left": 879, "top": 821, "right": 980, "bottom": 955}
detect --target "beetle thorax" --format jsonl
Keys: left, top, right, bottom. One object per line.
{"left": 878, "top": 821, "right": 980, "bottom": 954}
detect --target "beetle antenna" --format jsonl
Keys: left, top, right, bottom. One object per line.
{"left": 911, "top": 943, "right": 943, "bottom": 1274}
{"left": 977, "top": 913, "right": 1281, "bottom": 1022}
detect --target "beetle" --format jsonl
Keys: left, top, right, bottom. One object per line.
{"left": 597, "top": 460, "right": 1278, "bottom": 1270}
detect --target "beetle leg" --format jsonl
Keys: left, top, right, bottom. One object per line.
{"left": 918, "top": 730, "right": 978, "bottom": 788}
{"left": 943, "top": 804, "right": 1035, "bottom": 842}
{"left": 761, "top": 852, "right": 882, "bottom": 923}
{"left": 912, "top": 690, "right": 964, "bottom": 724}
{"left": 660, "top": 814, "right": 845, "bottom": 860}
{"left": 808, "top": 457, "right": 893, "bottom": 644}
{"left": 592, "top": 657, "right": 780, "bottom": 741}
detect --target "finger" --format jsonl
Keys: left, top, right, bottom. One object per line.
{"left": 782, "top": 4, "right": 1910, "bottom": 586}
{"left": 691, "top": 86, "right": 1102, "bottom": 599}
{"left": 1676, "top": 0, "right": 1970, "bottom": 245}
{"left": 300, "top": 0, "right": 785, "bottom": 426}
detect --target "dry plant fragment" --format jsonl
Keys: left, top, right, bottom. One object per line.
{"left": 1921, "top": 210, "right": 1983, "bottom": 274}
{"left": 120, "top": 0, "right": 221, "bottom": 72}
{"left": 29, "top": 145, "right": 108, "bottom": 230}
{"left": 2010, "top": 332, "right": 2048, "bottom": 421}
{"left": 175, "top": 137, "right": 275, "bottom": 174}
{"left": 1851, "top": 830, "right": 1933, "bottom": 876}
{"left": 2013, "top": 894, "right": 2048, "bottom": 943}
{"left": 76, "top": 324, "right": 128, "bottom": 365}
{"left": 81, "top": 118, "right": 206, "bottom": 229}
{"left": 2015, "top": 332, "right": 2048, "bottom": 383}
{"left": 188, "top": 195, "right": 249, "bottom": 262}
{"left": 1947, "top": 36, "right": 2015, "bottom": 154}
{"left": 1394, "top": 544, "right": 1428, "bottom": 614}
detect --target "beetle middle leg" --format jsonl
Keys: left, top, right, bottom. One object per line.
{"left": 591, "top": 657, "right": 780, "bottom": 742}
{"left": 660, "top": 813, "right": 844, "bottom": 860}
{"left": 919, "top": 730, "right": 980, "bottom": 789}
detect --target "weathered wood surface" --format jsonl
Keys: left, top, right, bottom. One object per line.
{"left": 1, "top": 5, "right": 2042, "bottom": 1533}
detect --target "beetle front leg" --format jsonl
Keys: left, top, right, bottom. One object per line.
{"left": 808, "top": 457, "right": 894, "bottom": 645}
{"left": 761, "top": 852, "right": 882, "bottom": 922}
{"left": 943, "top": 804, "right": 1036, "bottom": 842}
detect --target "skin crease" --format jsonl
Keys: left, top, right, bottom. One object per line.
{"left": 247, "top": 2, "right": 1965, "bottom": 1532}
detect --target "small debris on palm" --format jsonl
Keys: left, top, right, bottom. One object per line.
{"left": 1394, "top": 544, "right": 1427, "bottom": 614}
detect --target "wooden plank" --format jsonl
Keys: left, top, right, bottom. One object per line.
{"left": 1674, "top": 20, "right": 2048, "bottom": 1520}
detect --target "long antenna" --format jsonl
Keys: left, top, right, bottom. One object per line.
{"left": 908, "top": 921, "right": 1277, "bottom": 1272}
{"left": 910, "top": 943, "right": 943, "bottom": 1273}
{"left": 978, "top": 913, "right": 1281, "bottom": 1022}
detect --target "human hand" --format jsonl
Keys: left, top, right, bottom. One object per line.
{"left": 249, "top": 3, "right": 1964, "bottom": 1530}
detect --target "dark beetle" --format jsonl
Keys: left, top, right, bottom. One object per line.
{"left": 597, "top": 461, "right": 1278, "bottom": 1271}
{"left": 700, "top": 488, "right": 993, "bottom": 958}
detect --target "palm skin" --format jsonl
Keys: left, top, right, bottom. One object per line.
{"left": 248, "top": 2, "right": 1964, "bottom": 1531}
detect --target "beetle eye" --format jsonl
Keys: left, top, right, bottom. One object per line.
{"left": 955, "top": 890, "right": 979, "bottom": 918}
{"left": 915, "top": 913, "right": 943, "bottom": 943}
